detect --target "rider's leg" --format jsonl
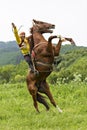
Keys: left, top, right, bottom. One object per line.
{"left": 24, "top": 54, "right": 34, "bottom": 72}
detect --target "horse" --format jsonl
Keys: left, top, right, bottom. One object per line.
{"left": 26, "top": 19, "right": 75, "bottom": 113}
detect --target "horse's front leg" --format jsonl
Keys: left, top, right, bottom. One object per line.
{"left": 26, "top": 79, "right": 39, "bottom": 113}
{"left": 31, "top": 90, "right": 40, "bottom": 113}
{"left": 52, "top": 35, "right": 66, "bottom": 56}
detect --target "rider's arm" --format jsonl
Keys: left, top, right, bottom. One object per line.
{"left": 12, "top": 23, "right": 21, "bottom": 44}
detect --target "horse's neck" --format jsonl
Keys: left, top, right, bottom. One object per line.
{"left": 33, "top": 32, "right": 46, "bottom": 45}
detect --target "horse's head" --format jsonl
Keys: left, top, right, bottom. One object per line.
{"left": 32, "top": 19, "right": 55, "bottom": 33}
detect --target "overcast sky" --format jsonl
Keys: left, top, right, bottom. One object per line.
{"left": 0, "top": 0, "right": 87, "bottom": 47}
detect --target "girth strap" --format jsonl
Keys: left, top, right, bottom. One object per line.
{"left": 35, "top": 61, "right": 53, "bottom": 72}
{"left": 36, "top": 61, "right": 53, "bottom": 68}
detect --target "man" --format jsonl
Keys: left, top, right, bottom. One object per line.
{"left": 11, "top": 22, "right": 35, "bottom": 72}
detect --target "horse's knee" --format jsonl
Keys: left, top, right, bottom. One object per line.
{"left": 30, "top": 89, "right": 37, "bottom": 96}
{"left": 27, "top": 85, "right": 37, "bottom": 95}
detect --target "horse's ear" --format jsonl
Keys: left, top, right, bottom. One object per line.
{"left": 33, "top": 19, "right": 37, "bottom": 23}
{"left": 33, "top": 19, "right": 41, "bottom": 24}
{"left": 32, "top": 20, "right": 35, "bottom": 26}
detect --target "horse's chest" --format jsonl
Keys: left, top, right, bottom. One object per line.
{"left": 35, "top": 45, "right": 53, "bottom": 55}
{"left": 36, "top": 49, "right": 53, "bottom": 59}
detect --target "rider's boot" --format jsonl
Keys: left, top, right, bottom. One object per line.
{"left": 29, "top": 62, "right": 39, "bottom": 76}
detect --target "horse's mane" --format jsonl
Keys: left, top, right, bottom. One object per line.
{"left": 30, "top": 27, "right": 33, "bottom": 34}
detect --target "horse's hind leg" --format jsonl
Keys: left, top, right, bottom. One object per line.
{"left": 38, "top": 81, "right": 56, "bottom": 107}
{"left": 37, "top": 93, "right": 49, "bottom": 111}
{"left": 39, "top": 81, "right": 62, "bottom": 112}
{"left": 44, "top": 82, "right": 62, "bottom": 113}
{"left": 27, "top": 80, "right": 39, "bottom": 112}
{"left": 32, "top": 92, "right": 40, "bottom": 113}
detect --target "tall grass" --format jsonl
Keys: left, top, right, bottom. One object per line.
{"left": 0, "top": 82, "right": 87, "bottom": 130}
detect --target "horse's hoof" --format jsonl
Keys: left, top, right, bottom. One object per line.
{"left": 46, "top": 108, "right": 50, "bottom": 111}
{"left": 36, "top": 110, "right": 40, "bottom": 113}
{"left": 56, "top": 105, "right": 63, "bottom": 113}
{"left": 58, "top": 108, "right": 63, "bottom": 113}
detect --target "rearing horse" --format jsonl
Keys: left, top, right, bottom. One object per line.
{"left": 26, "top": 19, "right": 75, "bottom": 113}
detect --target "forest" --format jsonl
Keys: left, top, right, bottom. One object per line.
{"left": 0, "top": 41, "right": 87, "bottom": 84}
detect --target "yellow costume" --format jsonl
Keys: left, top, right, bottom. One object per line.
{"left": 13, "top": 27, "right": 30, "bottom": 55}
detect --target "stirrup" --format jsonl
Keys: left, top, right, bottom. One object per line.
{"left": 30, "top": 69, "right": 39, "bottom": 75}
{"left": 34, "top": 70, "right": 39, "bottom": 76}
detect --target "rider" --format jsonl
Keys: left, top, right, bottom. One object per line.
{"left": 11, "top": 22, "right": 35, "bottom": 72}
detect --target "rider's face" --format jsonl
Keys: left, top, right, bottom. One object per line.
{"left": 20, "top": 35, "right": 25, "bottom": 40}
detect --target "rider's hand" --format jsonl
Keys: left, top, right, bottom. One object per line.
{"left": 11, "top": 23, "right": 16, "bottom": 29}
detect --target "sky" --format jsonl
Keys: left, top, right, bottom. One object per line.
{"left": 0, "top": 0, "right": 87, "bottom": 47}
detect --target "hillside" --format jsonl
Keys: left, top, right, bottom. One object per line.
{"left": 0, "top": 41, "right": 23, "bottom": 66}
{"left": 55, "top": 44, "right": 87, "bottom": 71}
{"left": 0, "top": 41, "right": 87, "bottom": 83}
{"left": 0, "top": 41, "right": 87, "bottom": 66}
{"left": 52, "top": 45, "right": 87, "bottom": 83}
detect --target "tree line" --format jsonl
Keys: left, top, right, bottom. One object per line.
{"left": 0, "top": 44, "right": 87, "bottom": 84}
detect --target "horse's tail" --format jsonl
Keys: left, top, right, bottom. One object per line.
{"left": 37, "top": 93, "right": 49, "bottom": 110}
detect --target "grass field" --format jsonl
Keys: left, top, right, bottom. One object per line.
{"left": 0, "top": 82, "right": 87, "bottom": 130}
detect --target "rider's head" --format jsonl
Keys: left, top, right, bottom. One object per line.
{"left": 19, "top": 32, "right": 25, "bottom": 39}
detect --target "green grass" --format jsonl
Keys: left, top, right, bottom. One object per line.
{"left": 0, "top": 82, "right": 87, "bottom": 130}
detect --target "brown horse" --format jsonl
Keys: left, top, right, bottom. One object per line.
{"left": 26, "top": 19, "right": 75, "bottom": 113}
